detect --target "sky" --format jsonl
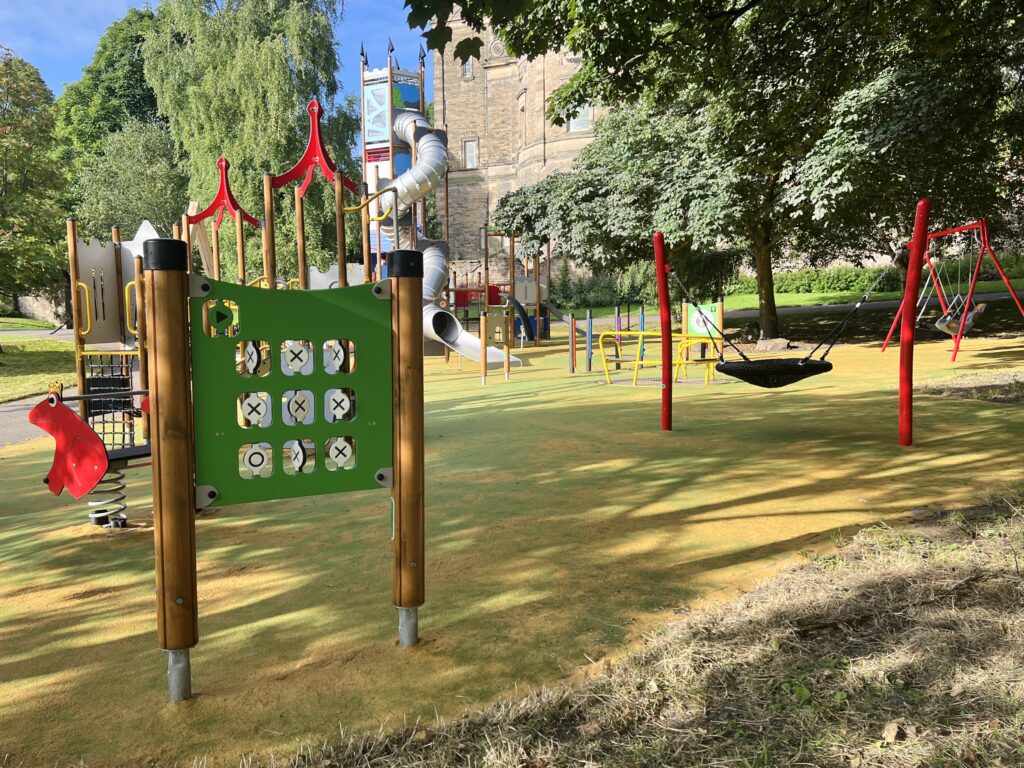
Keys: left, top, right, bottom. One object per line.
{"left": 0, "top": 0, "right": 433, "bottom": 101}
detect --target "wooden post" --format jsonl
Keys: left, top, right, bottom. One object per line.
{"left": 483, "top": 227, "right": 490, "bottom": 302}
{"left": 172, "top": 222, "right": 181, "bottom": 240}
{"left": 534, "top": 251, "right": 541, "bottom": 346}
{"left": 211, "top": 224, "right": 221, "bottom": 281}
{"left": 569, "top": 313, "right": 576, "bottom": 373}
{"left": 133, "top": 255, "right": 150, "bottom": 439}
{"left": 388, "top": 249, "right": 425, "bottom": 646}
{"left": 480, "top": 310, "right": 488, "bottom": 386}
{"left": 509, "top": 235, "right": 516, "bottom": 307}
{"left": 545, "top": 240, "right": 551, "bottom": 304}
{"left": 180, "top": 214, "right": 191, "bottom": 273}
{"left": 143, "top": 238, "right": 198, "bottom": 701}
{"left": 361, "top": 184, "right": 372, "bottom": 284}
{"left": 66, "top": 218, "right": 88, "bottom": 419}
{"left": 717, "top": 296, "right": 725, "bottom": 351}
{"left": 110, "top": 227, "right": 127, "bottom": 346}
{"left": 263, "top": 174, "right": 276, "bottom": 288}
{"left": 504, "top": 303, "right": 511, "bottom": 381}
{"left": 335, "top": 175, "right": 348, "bottom": 287}
{"left": 235, "top": 214, "right": 246, "bottom": 285}
{"left": 295, "top": 187, "right": 307, "bottom": 289}
{"left": 683, "top": 302, "right": 690, "bottom": 361}
{"left": 586, "top": 309, "right": 593, "bottom": 372}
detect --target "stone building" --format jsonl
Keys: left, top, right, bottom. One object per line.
{"left": 433, "top": 22, "right": 602, "bottom": 279}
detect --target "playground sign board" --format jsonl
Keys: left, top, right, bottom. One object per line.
{"left": 189, "top": 278, "right": 394, "bottom": 508}
{"left": 688, "top": 302, "right": 719, "bottom": 336}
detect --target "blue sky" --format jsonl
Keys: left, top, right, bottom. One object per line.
{"left": 0, "top": 0, "right": 433, "bottom": 101}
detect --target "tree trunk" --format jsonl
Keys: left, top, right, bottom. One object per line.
{"left": 752, "top": 224, "right": 780, "bottom": 338}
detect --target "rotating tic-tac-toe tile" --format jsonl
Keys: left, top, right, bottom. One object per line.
{"left": 208, "top": 300, "right": 235, "bottom": 334}
{"left": 242, "top": 341, "right": 262, "bottom": 375}
{"left": 327, "top": 344, "right": 346, "bottom": 371}
{"left": 289, "top": 442, "right": 306, "bottom": 473}
{"left": 242, "top": 445, "right": 269, "bottom": 473}
{"left": 239, "top": 392, "right": 271, "bottom": 427}
{"left": 282, "top": 339, "right": 313, "bottom": 374}
{"left": 323, "top": 339, "right": 354, "bottom": 374}
{"left": 325, "top": 389, "right": 352, "bottom": 422}
{"left": 325, "top": 437, "right": 354, "bottom": 470}
{"left": 284, "top": 390, "right": 314, "bottom": 425}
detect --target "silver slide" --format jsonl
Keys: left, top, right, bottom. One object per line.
{"left": 380, "top": 110, "right": 518, "bottom": 366}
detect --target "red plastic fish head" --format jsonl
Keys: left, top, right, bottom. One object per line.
{"left": 27, "top": 392, "right": 63, "bottom": 431}
{"left": 28, "top": 393, "right": 109, "bottom": 498}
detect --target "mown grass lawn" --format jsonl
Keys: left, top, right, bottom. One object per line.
{"left": 0, "top": 316, "right": 55, "bottom": 330}
{"left": 575, "top": 277, "right": 1023, "bottom": 318}
{"left": 0, "top": 335, "right": 76, "bottom": 403}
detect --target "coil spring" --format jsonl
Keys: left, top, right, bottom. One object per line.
{"left": 87, "top": 469, "right": 127, "bottom": 528}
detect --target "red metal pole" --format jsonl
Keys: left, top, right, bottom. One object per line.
{"left": 979, "top": 221, "right": 1024, "bottom": 318}
{"left": 653, "top": 232, "right": 672, "bottom": 432}
{"left": 950, "top": 227, "right": 988, "bottom": 362}
{"left": 899, "top": 199, "right": 931, "bottom": 446}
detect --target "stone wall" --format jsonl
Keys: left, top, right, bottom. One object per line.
{"left": 16, "top": 295, "right": 65, "bottom": 325}
{"left": 434, "top": 22, "right": 604, "bottom": 276}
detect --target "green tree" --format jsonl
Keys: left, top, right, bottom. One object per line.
{"left": 481, "top": 1, "right": 1024, "bottom": 336}
{"left": 73, "top": 119, "right": 188, "bottom": 239}
{"left": 0, "top": 47, "right": 65, "bottom": 313}
{"left": 143, "top": 0, "right": 360, "bottom": 281}
{"left": 53, "top": 8, "right": 160, "bottom": 167}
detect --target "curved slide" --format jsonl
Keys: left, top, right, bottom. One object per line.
{"left": 380, "top": 110, "right": 519, "bottom": 366}
{"left": 499, "top": 293, "right": 536, "bottom": 343}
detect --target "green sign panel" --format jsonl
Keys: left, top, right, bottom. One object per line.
{"left": 688, "top": 302, "right": 720, "bottom": 337}
{"left": 189, "top": 278, "right": 394, "bottom": 508}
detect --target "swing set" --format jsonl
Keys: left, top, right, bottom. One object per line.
{"left": 881, "top": 219, "right": 1024, "bottom": 361}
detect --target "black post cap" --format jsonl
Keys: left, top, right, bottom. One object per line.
{"left": 143, "top": 238, "right": 189, "bottom": 271}
{"left": 387, "top": 249, "right": 424, "bottom": 278}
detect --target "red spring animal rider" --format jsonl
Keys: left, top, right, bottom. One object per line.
{"left": 28, "top": 392, "right": 108, "bottom": 499}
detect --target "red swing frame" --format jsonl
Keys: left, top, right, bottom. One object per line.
{"left": 882, "top": 218, "right": 1024, "bottom": 360}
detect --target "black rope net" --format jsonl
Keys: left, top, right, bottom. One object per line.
{"left": 715, "top": 358, "right": 833, "bottom": 388}
{"left": 669, "top": 251, "right": 898, "bottom": 389}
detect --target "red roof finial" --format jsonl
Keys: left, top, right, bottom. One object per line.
{"left": 188, "top": 157, "right": 260, "bottom": 230}
{"left": 271, "top": 100, "right": 358, "bottom": 197}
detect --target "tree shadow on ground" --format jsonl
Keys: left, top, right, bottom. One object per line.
{"left": 0, "top": 350, "right": 1021, "bottom": 765}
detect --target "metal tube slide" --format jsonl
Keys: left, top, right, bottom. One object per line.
{"left": 375, "top": 107, "right": 509, "bottom": 363}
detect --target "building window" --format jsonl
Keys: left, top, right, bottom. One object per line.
{"left": 568, "top": 107, "right": 592, "bottom": 133}
{"left": 461, "top": 58, "right": 473, "bottom": 78}
{"left": 464, "top": 138, "right": 479, "bottom": 169}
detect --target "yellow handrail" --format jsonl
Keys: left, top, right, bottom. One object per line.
{"left": 597, "top": 330, "right": 718, "bottom": 386}
{"left": 124, "top": 281, "right": 138, "bottom": 336}
{"left": 76, "top": 281, "right": 93, "bottom": 337}
{"left": 247, "top": 275, "right": 270, "bottom": 288}
{"left": 286, "top": 278, "right": 301, "bottom": 290}
{"left": 341, "top": 186, "right": 397, "bottom": 214}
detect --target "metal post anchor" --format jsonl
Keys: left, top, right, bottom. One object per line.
{"left": 398, "top": 606, "right": 419, "bottom": 647}
{"left": 167, "top": 649, "right": 192, "bottom": 702}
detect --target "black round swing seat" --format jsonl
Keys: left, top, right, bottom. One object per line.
{"left": 715, "top": 357, "right": 833, "bottom": 389}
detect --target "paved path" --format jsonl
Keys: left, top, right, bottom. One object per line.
{"left": 0, "top": 327, "right": 73, "bottom": 339}
{"left": 0, "top": 388, "right": 78, "bottom": 448}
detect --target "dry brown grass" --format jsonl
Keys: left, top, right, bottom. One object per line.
{"left": 284, "top": 493, "right": 1024, "bottom": 768}
{"left": 919, "top": 372, "right": 1024, "bottom": 404}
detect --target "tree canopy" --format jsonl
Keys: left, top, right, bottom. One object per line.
{"left": 53, "top": 8, "right": 160, "bottom": 167}
{"left": 469, "top": 1, "right": 1024, "bottom": 335}
{"left": 0, "top": 47, "right": 65, "bottom": 308}
{"left": 73, "top": 119, "right": 188, "bottom": 239}
{"left": 143, "top": 0, "right": 360, "bottom": 280}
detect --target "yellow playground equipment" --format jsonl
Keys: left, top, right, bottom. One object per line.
{"left": 598, "top": 331, "right": 721, "bottom": 386}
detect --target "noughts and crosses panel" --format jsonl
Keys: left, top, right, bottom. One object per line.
{"left": 189, "top": 277, "right": 393, "bottom": 507}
